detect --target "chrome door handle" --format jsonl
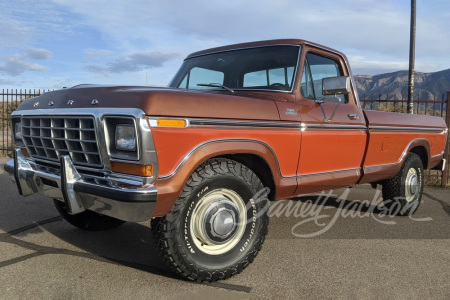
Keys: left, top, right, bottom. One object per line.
{"left": 348, "top": 114, "right": 359, "bottom": 120}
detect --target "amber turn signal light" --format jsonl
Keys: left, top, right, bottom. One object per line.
{"left": 156, "top": 119, "right": 187, "bottom": 128}
{"left": 110, "top": 161, "right": 153, "bottom": 177}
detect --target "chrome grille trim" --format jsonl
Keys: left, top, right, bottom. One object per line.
{"left": 21, "top": 116, "right": 103, "bottom": 168}
{"left": 12, "top": 107, "right": 160, "bottom": 184}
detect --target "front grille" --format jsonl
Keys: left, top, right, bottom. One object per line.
{"left": 21, "top": 116, "right": 103, "bottom": 168}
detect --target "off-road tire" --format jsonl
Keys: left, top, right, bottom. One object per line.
{"left": 151, "top": 158, "right": 269, "bottom": 282}
{"left": 54, "top": 199, "right": 125, "bottom": 231}
{"left": 381, "top": 153, "right": 424, "bottom": 216}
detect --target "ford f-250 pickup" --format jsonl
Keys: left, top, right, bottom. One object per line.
{"left": 4, "top": 39, "right": 448, "bottom": 282}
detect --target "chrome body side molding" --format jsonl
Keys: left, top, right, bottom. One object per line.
{"left": 369, "top": 126, "right": 445, "bottom": 133}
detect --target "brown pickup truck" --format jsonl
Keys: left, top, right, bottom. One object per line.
{"left": 5, "top": 39, "right": 448, "bottom": 282}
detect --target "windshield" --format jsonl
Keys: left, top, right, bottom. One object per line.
{"left": 169, "top": 45, "right": 301, "bottom": 92}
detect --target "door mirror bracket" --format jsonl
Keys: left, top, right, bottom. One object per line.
{"left": 315, "top": 97, "right": 342, "bottom": 123}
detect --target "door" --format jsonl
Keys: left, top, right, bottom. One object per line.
{"left": 295, "top": 49, "right": 367, "bottom": 194}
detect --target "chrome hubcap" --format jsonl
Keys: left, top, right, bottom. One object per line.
{"left": 405, "top": 168, "right": 419, "bottom": 202}
{"left": 190, "top": 189, "right": 246, "bottom": 255}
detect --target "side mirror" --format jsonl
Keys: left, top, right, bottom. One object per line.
{"left": 322, "top": 76, "right": 351, "bottom": 96}
{"left": 316, "top": 76, "right": 351, "bottom": 123}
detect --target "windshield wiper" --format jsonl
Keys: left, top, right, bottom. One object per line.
{"left": 197, "top": 83, "right": 234, "bottom": 93}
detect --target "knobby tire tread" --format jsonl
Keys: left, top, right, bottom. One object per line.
{"left": 151, "top": 158, "right": 269, "bottom": 282}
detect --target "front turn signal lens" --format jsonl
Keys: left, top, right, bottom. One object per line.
{"left": 156, "top": 119, "right": 187, "bottom": 128}
{"left": 110, "top": 161, "right": 153, "bottom": 177}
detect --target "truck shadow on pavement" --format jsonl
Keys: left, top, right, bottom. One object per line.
{"left": 1, "top": 212, "right": 254, "bottom": 292}
{"left": 0, "top": 215, "right": 181, "bottom": 280}
{"left": 0, "top": 168, "right": 182, "bottom": 281}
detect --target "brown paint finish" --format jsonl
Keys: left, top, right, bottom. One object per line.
{"left": 17, "top": 85, "right": 284, "bottom": 121}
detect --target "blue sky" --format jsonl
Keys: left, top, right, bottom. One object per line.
{"left": 1, "top": 0, "right": 449, "bottom": 90}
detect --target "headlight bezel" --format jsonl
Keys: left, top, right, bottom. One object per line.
{"left": 104, "top": 116, "right": 139, "bottom": 161}
{"left": 11, "top": 117, "right": 24, "bottom": 147}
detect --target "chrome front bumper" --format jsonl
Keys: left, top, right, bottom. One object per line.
{"left": 4, "top": 149, "right": 157, "bottom": 222}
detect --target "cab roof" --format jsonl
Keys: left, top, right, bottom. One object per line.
{"left": 185, "top": 39, "right": 344, "bottom": 59}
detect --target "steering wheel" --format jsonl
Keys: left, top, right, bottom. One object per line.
{"left": 269, "top": 83, "right": 288, "bottom": 90}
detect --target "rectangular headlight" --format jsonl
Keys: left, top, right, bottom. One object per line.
{"left": 104, "top": 116, "right": 139, "bottom": 160}
{"left": 115, "top": 124, "right": 136, "bottom": 151}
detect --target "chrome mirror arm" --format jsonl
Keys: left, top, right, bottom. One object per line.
{"left": 327, "top": 98, "right": 342, "bottom": 122}
{"left": 315, "top": 96, "right": 342, "bottom": 123}
{"left": 316, "top": 99, "right": 328, "bottom": 122}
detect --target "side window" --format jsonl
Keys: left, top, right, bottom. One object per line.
{"left": 180, "top": 67, "right": 224, "bottom": 89}
{"left": 301, "top": 53, "right": 347, "bottom": 103}
{"left": 244, "top": 70, "right": 267, "bottom": 87}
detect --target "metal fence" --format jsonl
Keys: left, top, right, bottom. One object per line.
{"left": 1, "top": 89, "right": 449, "bottom": 187}
{"left": 1, "top": 89, "right": 45, "bottom": 156}
{"left": 360, "top": 92, "right": 450, "bottom": 187}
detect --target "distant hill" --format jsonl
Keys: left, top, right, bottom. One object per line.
{"left": 354, "top": 69, "right": 450, "bottom": 100}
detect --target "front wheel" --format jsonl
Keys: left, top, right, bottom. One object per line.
{"left": 151, "top": 158, "right": 269, "bottom": 282}
{"left": 381, "top": 153, "right": 424, "bottom": 216}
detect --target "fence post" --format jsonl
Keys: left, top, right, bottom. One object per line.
{"left": 442, "top": 92, "right": 450, "bottom": 188}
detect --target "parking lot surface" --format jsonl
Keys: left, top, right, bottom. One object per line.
{"left": 1, "top": 157, "right": 450, "bottom": 299}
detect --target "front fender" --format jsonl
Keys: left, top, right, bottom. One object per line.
{"left": 152, "top": 139, "right": 283, "bottom": 217}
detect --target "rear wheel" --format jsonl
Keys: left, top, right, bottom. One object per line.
{"left": 151, "top": 158, "right": 269, "bottom": 282}
{"left": 381, "top": 153, "right": 424, "bottom": 216}
{"left": 54, "top": 200, "right": 125, "bottom": 231}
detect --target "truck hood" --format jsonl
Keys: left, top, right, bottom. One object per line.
{"left": 16, "top": 85, "right": 283, "bottom": 121}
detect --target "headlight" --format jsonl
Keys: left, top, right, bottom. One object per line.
{"left": 104, "top": 116, "right": 138, "bottom": 160}
{"left": 14, "top": 121, "right": 22, "bottom": 140}
{"left": 115, "top": 124, "right": 136, "bottom": 151}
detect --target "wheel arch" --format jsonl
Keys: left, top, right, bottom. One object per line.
{"left": 221, "top": 153, "right": 276, "bottom": 201}
{"left": 152, "top": 139, "right": 280, "bottom": 217}
{"left": 361, "top": 138, "right": 430, "bottom": 184}
{"left": 409, "top": 145, "right": 429, "bottom": 169}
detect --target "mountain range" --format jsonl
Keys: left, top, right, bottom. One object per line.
{"left": 354, "top": 69, "right": 450, "bottom": 100}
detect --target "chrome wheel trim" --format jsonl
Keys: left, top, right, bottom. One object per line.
{"left": 190, "top": 189, "right": 247, "bottom": 255}
{"left": 405, "top": 168, "right": 419, "bottom": 202}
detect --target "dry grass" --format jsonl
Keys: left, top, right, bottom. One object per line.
{"left": 1, "top": 100, "right": 22, "bottom": 156}
{"left": 376, "top": 103, "right": 408, "bottom": 113}
{"left": 1, "top": 100, "right": 22, "bottom": 130}
{"left": 1, "top": 130, "right": 13, "bottom": 157}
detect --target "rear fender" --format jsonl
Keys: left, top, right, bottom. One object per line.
{"left": 361, "top": 138, "right": 430, "bottom": 184}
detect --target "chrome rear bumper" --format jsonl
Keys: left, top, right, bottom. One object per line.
{"left": 4, "top": 149, "right": 157, "bottom": 222}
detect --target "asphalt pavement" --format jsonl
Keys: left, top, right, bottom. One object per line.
{"left": 1, "top": 157, "right": 450, "bottom": 299}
